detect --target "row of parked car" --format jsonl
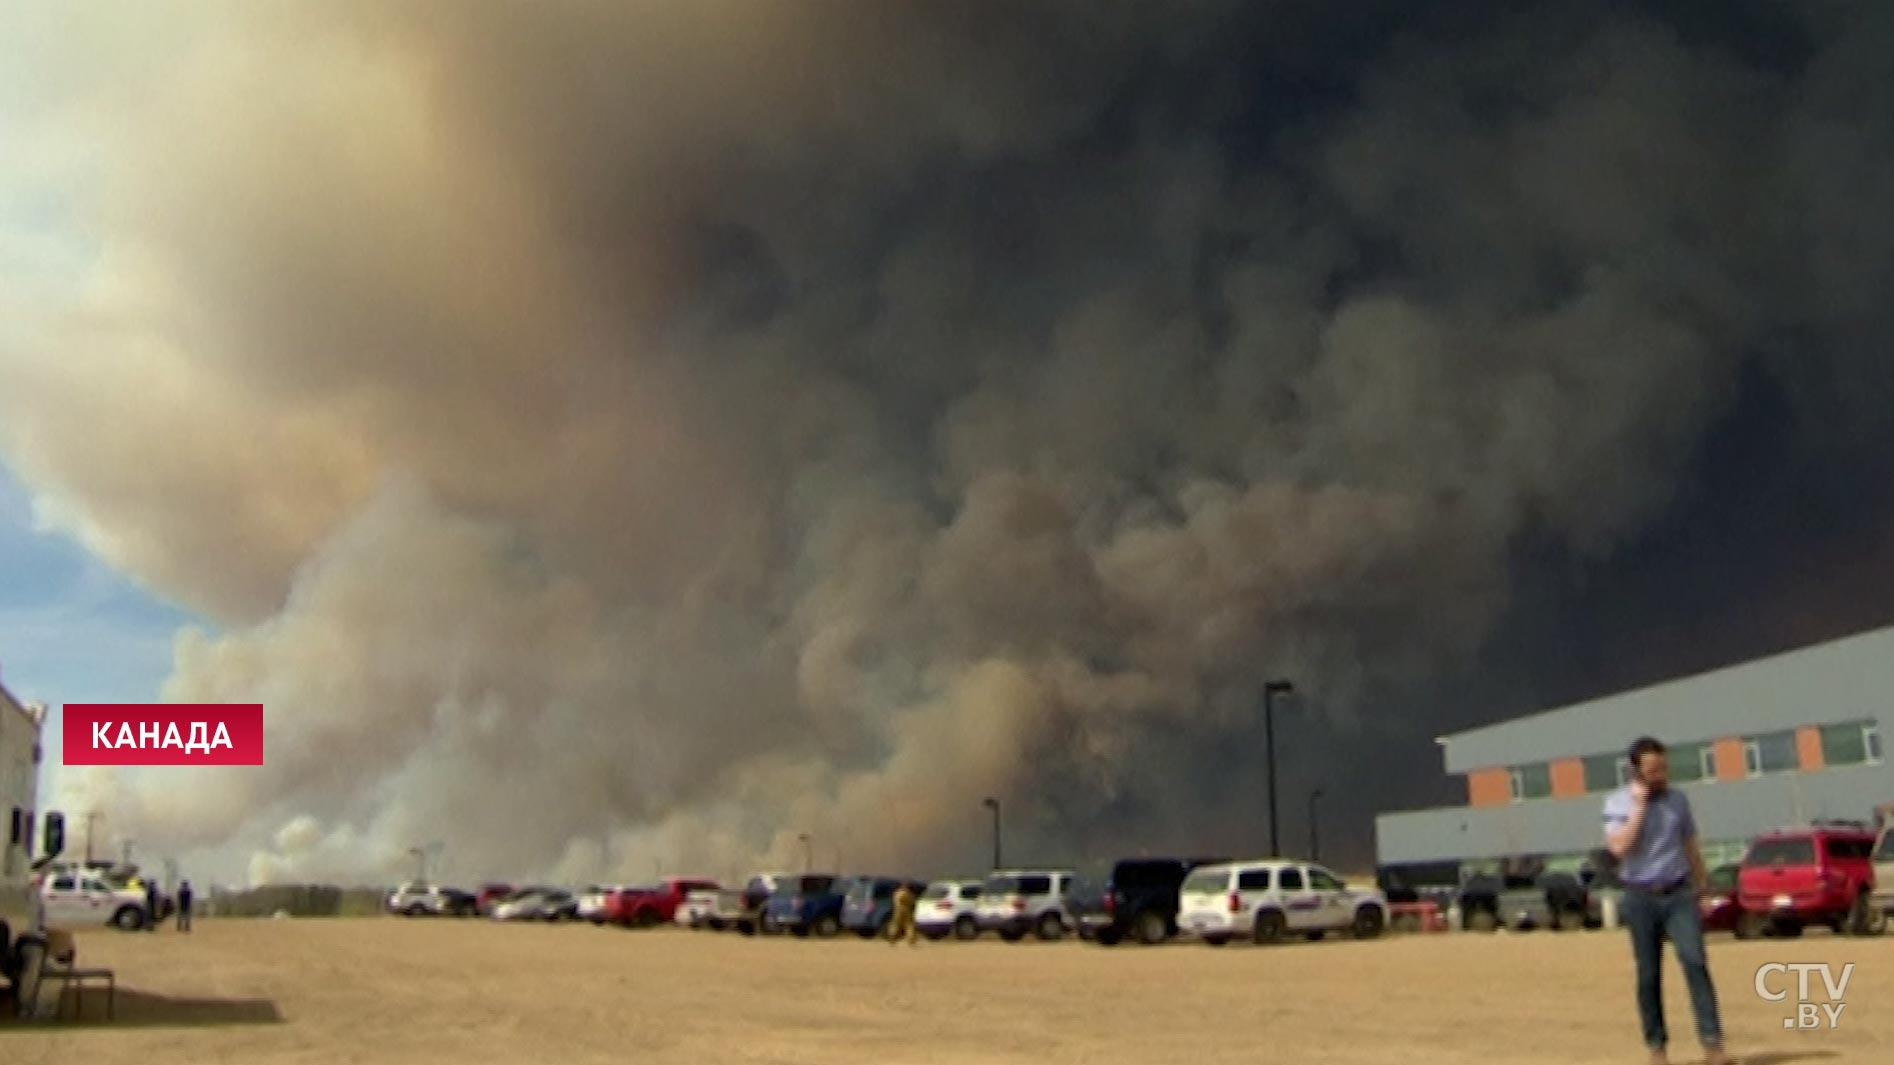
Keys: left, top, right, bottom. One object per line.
{"left": 1376, "top": 816, "right": 1893, "bottom": 939}
{"left": 387, "top": 856, "right": 1398, "bottom": 947}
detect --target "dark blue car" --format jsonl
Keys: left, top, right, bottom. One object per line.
{"left": 762, "top": 874, "right": 846, "bottom": 937}
{"left": 840, "top": 876, "right": 928, "bottom": 938}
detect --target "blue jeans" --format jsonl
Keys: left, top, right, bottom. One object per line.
{"left": 1622, "top": 886, "right": 1723, "bottom": 1050}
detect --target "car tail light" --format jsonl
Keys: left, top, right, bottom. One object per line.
{"left": 1011, "top": 897, "right": 1025, "bottom": 912}
{"left": 1104, "top": 893, "right": 1116, "bottom": 915}
{"left": 1227, "top": 891, "right": 1241, "bottom": 914}
{"left": 935, "top": 901, "right": 952, "bottom": 911}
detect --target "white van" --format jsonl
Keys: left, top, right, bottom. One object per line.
{"left": 1177, "top": 859, "right": 1388, "bottom": 945}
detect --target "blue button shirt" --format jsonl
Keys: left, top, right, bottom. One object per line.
{"left": 1601, "top": 786, "right": 1696, "bottom": 887}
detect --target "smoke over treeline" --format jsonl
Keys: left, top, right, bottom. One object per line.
{"left": 2, "top": 0, "right": 1891, "bottom": 885}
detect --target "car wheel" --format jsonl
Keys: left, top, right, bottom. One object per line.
{"left": 954, "top": 916, "right": 978, "bottom": 941}
{"left": 1252, "top": 909, "right": 1286, "bottom": 945}
{"left": 814, "top": 915, "right": 840, "bottom": 938}
{"left": 1035, "top": 913, "right": 1065, "bottom": 942}
{"left": 112, "top": 905, "right": 145, "bottom": 931}
{"left": 406, "top": 904, "right": 427, "bottom": 917}
{"left": 1352, "top": 906, "right": 1386, "bottom": 940}
{"left": 1734, "top": 911, "right": 1766, "bottom": 939}
{"left": 1135, "top": 910, "right": 1167, "bottom": 946}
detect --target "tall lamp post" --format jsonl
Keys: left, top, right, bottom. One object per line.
{"left": 1308, "top": 788, "right": 1324, "bottom": 863}
{"left": 407, "top": 846, "right": 426, "bottom": 884}
{"left": 982, "top": 797, "right": 1001, "bottom": 871}
{"left": 1264, "top": 679, "right": 1295, "bottom": 858}
{"left": 797, "top": 833, "right": 812, "bottom": 873}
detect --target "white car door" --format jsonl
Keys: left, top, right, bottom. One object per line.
{"left": 42, "top": 872, "right": 82, "bottom": 926}
{"left": 1306, "top": 866, "right": 1351, "bottom": 931}
{"left": 1276, "top": 866, "right": 1322, "bottom": 930}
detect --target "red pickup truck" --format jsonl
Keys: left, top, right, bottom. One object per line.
{"left": 607, "top": 877, "right": 722, "bottom": 928}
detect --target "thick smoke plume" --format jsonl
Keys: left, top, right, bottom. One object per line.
{"left": 2, "top": 1, "right": 1891, "bottom": 885}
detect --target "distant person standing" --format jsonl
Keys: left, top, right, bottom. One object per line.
{"left": 1603, "top": 736, "right": 1731, "bottom": 1065}
{"left": 888, "top": 882, "right": 918, "bottom": 946}
{"left": 144, "top": 877, "right": 161, "bottom": 933}
{"left": 177, "top": 880, "right": 195, "bottom": 932}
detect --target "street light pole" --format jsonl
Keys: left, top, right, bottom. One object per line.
{"left": 798, "top": 833, "right": 812, "bottom": 873}
{"left": 982, "top": 797, "right": 1001, "bottom": 871}
{"left": 1264, "top": 680, "right": 1295, "bottom": 858}
{"left": 1308, "top": 788, "right": 1324, "bottom": 863}
{"left": 84, "top": 810, "right": 102, "bottom": 865}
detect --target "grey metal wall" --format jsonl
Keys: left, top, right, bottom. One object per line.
{"left": 1376, "top": 760, "right": 1894, "bottom": 865}
{"left": 1439, "top": 625, "right": 1894, "bottom": 774}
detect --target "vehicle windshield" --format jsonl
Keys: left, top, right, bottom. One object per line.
{"left": 1746, "top": 838, "right": 1816, "bottom": 866}
{"left": 1181, "top": 869, "right": 1227, "bottom": 894}
{"left": 1110, "top": 860, "right": 1179, "bottom": 890}
{"left": 990, "top": 874, "right": 1049, "bottom": 895}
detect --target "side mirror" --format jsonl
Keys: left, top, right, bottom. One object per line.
{"left": 43, "top": 812, "right": 65, "bottom": 861}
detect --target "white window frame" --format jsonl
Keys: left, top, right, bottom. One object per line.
{"left": 1508, "top": 768, "right": 1524, "bottom": 803}
{"left": 1866, "top": 723, "right": 1883, "bottom": 765}
{"left": 1615, "top": 761, "right": 1632, "bottom": 787}
{"left": 1743, "top": 740, "right": 1761, "bottom": 778}
{"left": 1700, "top": 745, "right": 1717, "bottom": 781}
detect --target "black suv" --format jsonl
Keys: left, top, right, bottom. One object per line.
{"left": 1072, "top": 857, "right": 1227, "bottom": 946}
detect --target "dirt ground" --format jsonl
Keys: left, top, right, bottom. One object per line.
{"left": 1, "top": 918, "right": 1887, "bottom": 1065}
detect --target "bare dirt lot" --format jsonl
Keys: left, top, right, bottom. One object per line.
{"left": 2, "top": 918, "right": 1887, "bottom": 1065}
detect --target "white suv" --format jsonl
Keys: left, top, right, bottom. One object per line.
{"left": 915, "top": 879, "right": 984, "bottom": 940}
{"left": 973, "top": 869, "right": 1075, "bottom": 941}
{"left": 1178, "top": 859, "right": 1388, "bottom": 945}
{"left": 39, "top": 869, "right": 149, "bottom": 931}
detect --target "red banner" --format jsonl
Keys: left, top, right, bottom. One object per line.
{"left": 62, "top": 703, "right": 265, "bottom": 766}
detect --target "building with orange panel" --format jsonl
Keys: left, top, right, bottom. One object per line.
{"left": 1376, "top": 626, "right": 1892, "bottom": 878}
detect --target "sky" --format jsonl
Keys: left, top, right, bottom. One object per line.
{"left": 1, "top": 0, "right": 1892, "bottom": 889}
{"left": 0, "top": 461, "right": 203, "bottom": 774}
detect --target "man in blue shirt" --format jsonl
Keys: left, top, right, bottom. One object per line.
{"left": 1603, "top": 736, "right": 1731, "bottom": 1065}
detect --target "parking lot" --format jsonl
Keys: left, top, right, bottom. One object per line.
{"left": 1, "top": 919, "right": 1887, "bottom": 1065}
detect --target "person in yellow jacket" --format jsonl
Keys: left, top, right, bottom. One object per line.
{"left": 888, "top": 882, "right": 918, "bottom": 946}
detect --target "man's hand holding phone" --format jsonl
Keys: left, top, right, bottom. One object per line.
{"left": 1628, "top": 775, "right": 1650, "bottom": 806}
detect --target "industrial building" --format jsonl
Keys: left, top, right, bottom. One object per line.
{"left": 1376, "top": 625, "right": 1893, "bottom": 877}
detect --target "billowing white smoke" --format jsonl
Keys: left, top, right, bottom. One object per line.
{"left": 4, "top": 1, "right": 1891, "bottom": 884}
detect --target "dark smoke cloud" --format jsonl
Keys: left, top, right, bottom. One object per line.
{"left": 2, "top": 0, "right": 1890, "bottom": 884}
